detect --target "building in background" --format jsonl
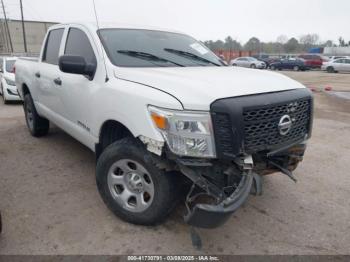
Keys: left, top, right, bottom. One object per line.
{"left": 323, "top": 46, "right": 350, "bottom": 56}
{"left": 0, "top": 19, "right": 56, "bottom": 55}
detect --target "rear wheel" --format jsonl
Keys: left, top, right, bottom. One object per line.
{"left": 293, "top": 65, "right": 300, "bottom": 71}
{"left": 270, "top": 65, "right": 276, "bottom": 70}
{"left": 24, "top": 94, "right": 49, "bottom": 137}
{"left": 232, "top": 63, "right": 237, "bottom": 66}
{"left": 96, "top": 137, "right": 179, "bottom": 226}
{"left": 327, "top": 66, "right": 335, "bottom": 73}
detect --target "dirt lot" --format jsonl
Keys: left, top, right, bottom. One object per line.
{"left": 281, "top": 70, "right": 350, "bottom": 92}
{"left": 0, "top": 71, "right": 349, "bottom": 255}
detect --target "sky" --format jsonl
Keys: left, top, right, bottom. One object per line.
{"left": 2, "top": 0, "right": 350, "bottom": 43}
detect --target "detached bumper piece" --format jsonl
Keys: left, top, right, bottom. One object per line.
{"left": 184, "top": 174, "right": 253, "bottom": 228}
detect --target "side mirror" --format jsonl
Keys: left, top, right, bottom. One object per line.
{"left": 58, "top": 55, "right": 96, "bottom": 79}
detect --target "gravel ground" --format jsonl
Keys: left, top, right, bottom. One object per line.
{"left": 281, "top": 70, "right": 350, "bottom": 91}
{"left": 0, "top": 71, "right": 349, "bottom": 255}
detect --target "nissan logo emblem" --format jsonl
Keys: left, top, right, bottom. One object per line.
{"left": 278, "top": 115, "right": 292, "bottom": 136}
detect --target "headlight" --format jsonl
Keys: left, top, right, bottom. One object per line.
{"left": 5, "top": 78, "right": 16, "bottom": 86}
{"left": 148, "top": 106, "right": 216, "bottom": 158}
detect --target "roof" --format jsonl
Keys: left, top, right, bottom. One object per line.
{"left": 50, "top": 21, "right": 186, "bottom": 35}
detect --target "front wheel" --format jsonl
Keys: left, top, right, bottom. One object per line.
{"left": 96, "top": 137, "right": 179, "bottom": 226}
{"left": 250, "top": 64, "right": 256, "bottom": 69}
{"left": 24, "top": 94, "right": 49, "bottom": 137}
{"left": 293, "top": 65, "right": 300, "bottom": 71}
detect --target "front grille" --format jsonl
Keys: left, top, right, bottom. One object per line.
{"left": 211, "top": 89, "right": 313, "bottom": 159}
{"left": 243, "top": 99, "right": 311, "bottom": 152}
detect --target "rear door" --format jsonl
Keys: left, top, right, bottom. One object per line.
{"left": 239, "top": 58, "right": 249, "bottom": 67}
{"left": 333, "top": 59, "right": 345, "bottom": 71}
{"left": 36, "top": 27, "right": 65, "bottom": 115}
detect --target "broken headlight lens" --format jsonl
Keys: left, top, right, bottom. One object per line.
{"left": 148, "top": 106, "right": 216, "bottom": 158}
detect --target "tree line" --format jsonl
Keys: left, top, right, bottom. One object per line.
{"left": 203, "top": 34, "right": 350, "bottom": 53}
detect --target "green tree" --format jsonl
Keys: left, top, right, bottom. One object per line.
{"left": 284, "top": 38, "right": 299, "bottom": 53}
{"left": 224, "top": 36, "right": 241, "bottom": 51}
{"left": 244, "top": 37, "right": 261, "bottom": 51}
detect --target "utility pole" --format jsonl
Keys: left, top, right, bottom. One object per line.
{"left": 19, "top": 0, "right": 27, "bottom": 53}
{"left": 1, "top": 0, "right": 13, "bottom": 52}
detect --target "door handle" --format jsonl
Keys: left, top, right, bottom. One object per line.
{"left": 35, "top": 72, "right": 41, "bottom": 78}
{"left": 53, "top": 77, "right": 62, "bottom": 86}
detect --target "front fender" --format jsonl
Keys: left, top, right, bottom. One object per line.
{"left": 91, "top": 78, "right": 183, "bottom": 143}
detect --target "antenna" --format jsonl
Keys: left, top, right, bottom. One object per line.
{"left": 92, "top": 0, "right": 109, "bottom": 82}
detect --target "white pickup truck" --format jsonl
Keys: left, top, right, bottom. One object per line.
{"left": 15, "top": 22, "right": 313, "bottom": 228}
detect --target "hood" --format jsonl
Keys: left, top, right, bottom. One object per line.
{"left": 114, "top": 66, "right": 305, "bottom": 111}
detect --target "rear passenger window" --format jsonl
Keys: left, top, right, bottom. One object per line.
{"left": 65, "top": 28, "right": 97, "bottom": 65}
{"left": 42, "top": 29, "right": 64, "bottom": 65}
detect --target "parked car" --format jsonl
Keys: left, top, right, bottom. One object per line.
{"left": 253, "top": 55, "right": 280, "bottom": 68}
{"left": 297, "top": 54, "right": 324, "bottom": 69}
{"left": 230, "top": 57, "right": 266, "bottom": 69}
{"left": 327, "top": 56, "right": 349, "bottom": 61}
{"left": 269, "top": 58, "right": 310, "bottom": 71}
{"left": 16, "top": 22, "right": 313, "bottom": 229}
{"left": 0, "top": 57, "right": 20, "bottom": 104}
{"left": 321, "top": 58, "right": 350, "bottom": 73}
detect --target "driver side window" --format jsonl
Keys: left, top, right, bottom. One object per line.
{"left": 64, "top": 28, "right": 97, "bottom": 66}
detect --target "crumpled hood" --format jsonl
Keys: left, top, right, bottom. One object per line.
{"left": 114, "top": 66, "right": 305, "bottom": 111}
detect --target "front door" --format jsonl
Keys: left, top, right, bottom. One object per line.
{"left": 58, "top": 26, "right": 99, "bottom": 145}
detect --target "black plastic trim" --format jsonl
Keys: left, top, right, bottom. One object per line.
{"left": 210, "top": 88, "right": 313, "bottom": 159}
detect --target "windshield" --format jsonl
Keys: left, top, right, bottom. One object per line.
{"left": 99, "top": 29, "right": 224, "bottom": 67}
{"left": 6, "top": 60, "right": 16, "bottom": 73}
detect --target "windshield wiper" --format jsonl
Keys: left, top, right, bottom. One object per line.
{"left": 117, "top": 50, "right": 184, "bottom": 67}
{"left": 164, "top": 48, "right": 221, "bottom": 66}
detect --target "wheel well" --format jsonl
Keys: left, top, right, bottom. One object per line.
{"left": 22, "top": 84, "right": 30, "bottom": 96}
{"left": 96, "top": 120, "right": 133, "bottom": 159}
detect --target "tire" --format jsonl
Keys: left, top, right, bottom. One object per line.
{"left": 250, "top": 64, "right": 256, "bottom": 69}
{"left": 232, "top": 63, "right": 237, "bottom": 66}
{"left": 270, "top": 65, "right": 276, "bottom": 70}
{"left": 1, "top": 84, "right": 8, "bottom": 104}
{"left": 293, "top": 66, "right": 300, "bottom": 71}
{"left": 3, "top": 92, "right": 8, "bottom": 105}
{"left": 96, "top": 137, "right": 179, "bottom": 226}
{"left": 23, "top": 93, "right": 49, "bottom": 137}
{"left": 327, "top": 66, "right": 335, "bottom": 73}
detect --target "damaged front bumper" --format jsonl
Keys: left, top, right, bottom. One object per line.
{"left": 176, "top": 142, "right": 307, "bottom": 229}
{"left": 184, "top": 174, "right": 253, "bottom": 228}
